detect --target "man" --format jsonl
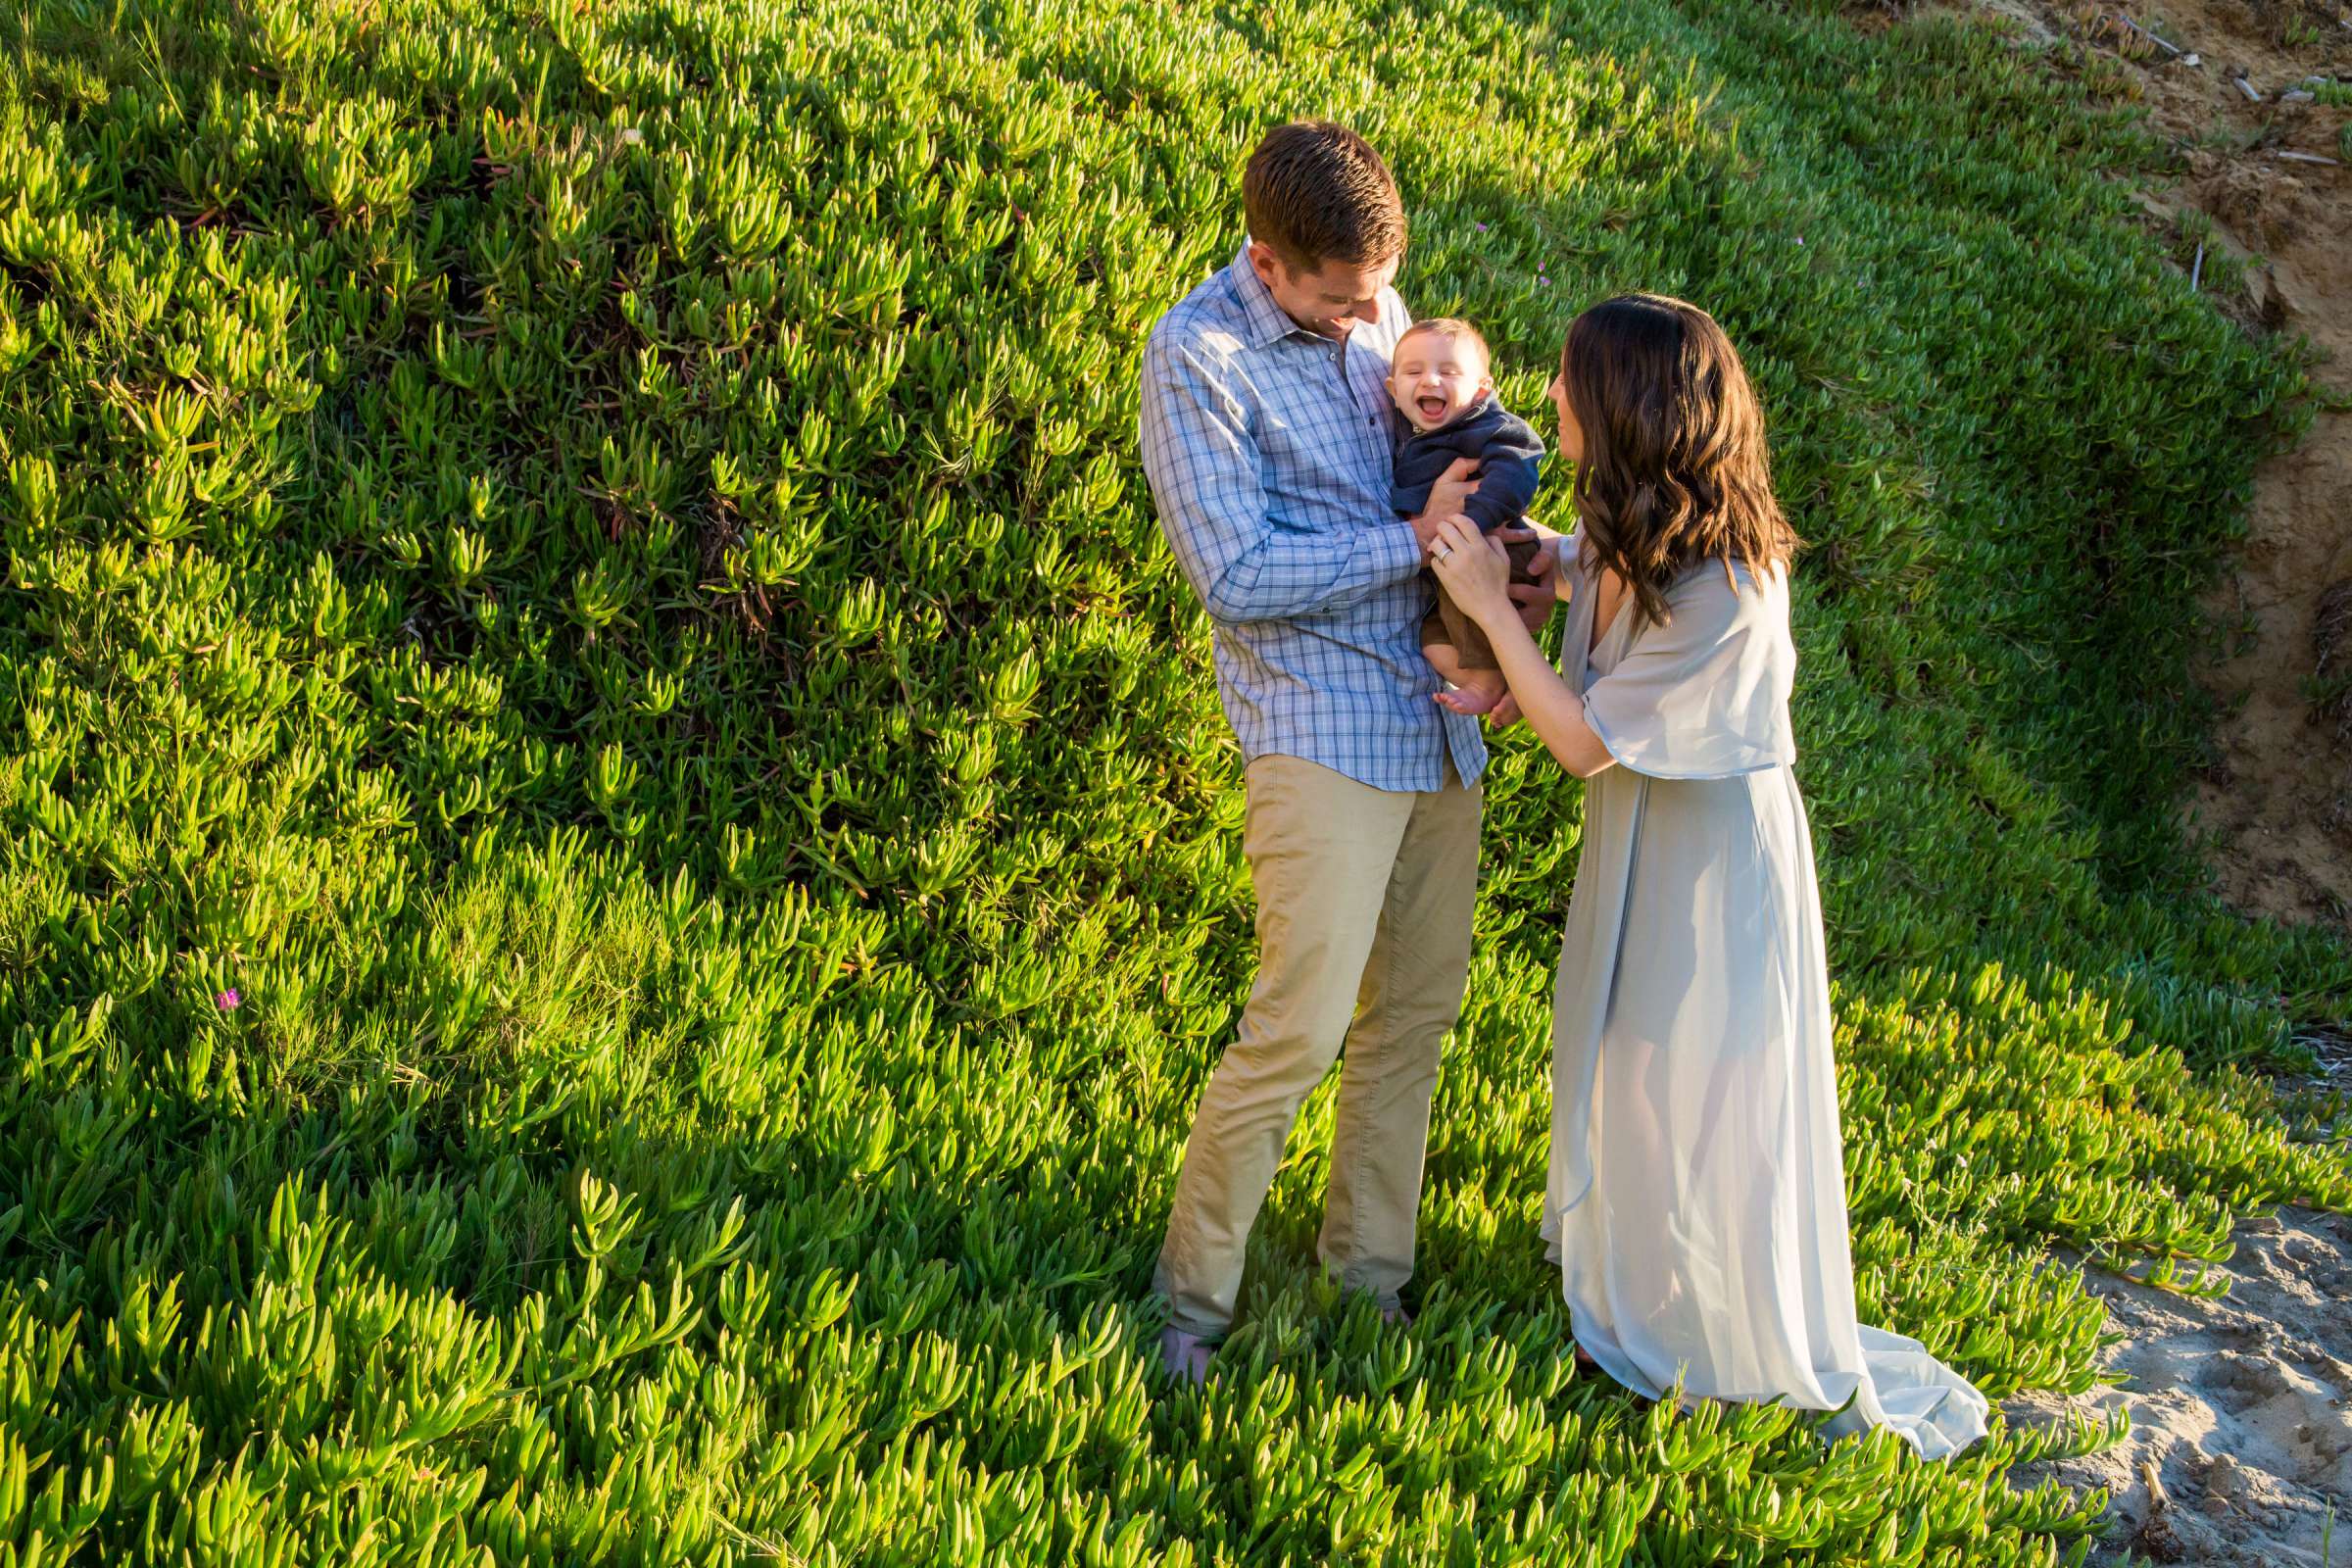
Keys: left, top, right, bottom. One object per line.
{"left": 1138, "top": 121, "right": 1556, "bottom": 1383}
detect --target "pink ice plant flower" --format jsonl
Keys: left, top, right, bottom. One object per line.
{"left": 217, "top": 989, "right": 241, "bottom": 1010}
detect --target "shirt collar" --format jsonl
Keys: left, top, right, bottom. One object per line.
{"left": 1227, "top": 242, "right": 1319, "bottom": 349}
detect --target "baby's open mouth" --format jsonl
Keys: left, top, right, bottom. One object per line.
{"left": 1416, "top": 396, "right": 1449, "bottom": 422}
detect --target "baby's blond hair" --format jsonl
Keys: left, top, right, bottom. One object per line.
{"left": 1395, "top": 317, "right": 1491, "bottom": 366}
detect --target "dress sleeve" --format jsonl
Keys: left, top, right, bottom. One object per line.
{"left": 1581, "top": 561, "right": 1797, "bottom": 779}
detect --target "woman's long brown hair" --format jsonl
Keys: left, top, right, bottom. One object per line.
{"left": 1558, "top": 294, "right": 1797, "bottom": 628}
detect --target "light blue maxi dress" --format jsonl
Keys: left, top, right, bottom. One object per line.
{"left": 1539, "top": 545, "right": 1989, "bottom": 1461}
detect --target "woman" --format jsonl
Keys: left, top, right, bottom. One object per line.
{"left": 1426, "top": 294, "right": 1987, "bottom": 1459}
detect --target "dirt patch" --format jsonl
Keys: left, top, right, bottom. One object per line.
{"left": 2008, "top": 1207, "right": 2352, "bottom": 1567}
{"left": 1942, "top": 0, "right": 2352, "bottom": 927}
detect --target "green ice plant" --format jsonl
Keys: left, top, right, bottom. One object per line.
{"left": 0, "top": 0, "right": 2346, "bottom": 1561}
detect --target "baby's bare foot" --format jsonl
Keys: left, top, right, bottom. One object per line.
{"left": 1434, "top": 684, "right": 1504, "bottom": 716}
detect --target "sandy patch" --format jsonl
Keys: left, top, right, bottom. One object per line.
{"left": 1892, "top": 23, "right": 2352, "bottom": 1559}
{"left": 2009, "top": 1207, "right": 2352, "bottom": 1566}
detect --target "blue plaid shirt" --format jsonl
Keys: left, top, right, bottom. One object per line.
{"left": 1138, "top": 248, "right": 1487, "bottom": 792}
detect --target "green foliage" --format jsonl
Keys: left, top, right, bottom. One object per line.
{"left": 0, "top": 0, "right": 2345, "bottom": 1561}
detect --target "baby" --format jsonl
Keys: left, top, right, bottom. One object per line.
{"left": 1387, "top": 318, "right": 1545, "bottom": 714}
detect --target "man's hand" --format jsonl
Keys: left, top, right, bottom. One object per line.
{"left": 1408, "top": 458, "right": 1481, "bottom": 553}
{"left": 1503, "top": 580, "right": 1554, "bottom": 637}
{"left": 1496, "top": 522, "right": 1564, "bottom": 636}
{"left": 1497, "top": 521, "right": 1565, "bottom": 589}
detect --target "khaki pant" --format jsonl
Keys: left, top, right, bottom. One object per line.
{"left": 1153, "top": 754, "right": 1482, "bottom": 1339}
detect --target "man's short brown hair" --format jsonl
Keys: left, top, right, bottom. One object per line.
{"left": 1243, "top": 122, "right": 1407, "bottom": 273}
{"left": 1396, "top": 317, "right": 1491, "bottom": 368}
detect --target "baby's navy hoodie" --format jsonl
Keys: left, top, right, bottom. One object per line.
{"left": 1389, "top": 396, "right": 1545, "bottom": 534}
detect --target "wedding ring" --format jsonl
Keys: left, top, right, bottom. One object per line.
{"left": 1434, "top": 545, "right": 1454, "bottom": 562}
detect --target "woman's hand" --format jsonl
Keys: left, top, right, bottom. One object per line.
{"left": 1426, "top": 515, "right": 1514, "bottom": 629}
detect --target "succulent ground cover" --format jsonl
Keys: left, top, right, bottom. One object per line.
{"left": 1, "top": 0, "right": 2348, "bottom": 1562}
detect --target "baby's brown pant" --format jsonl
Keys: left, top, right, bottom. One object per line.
{"left": 1422, "top": 534, "right": 1542, "bottom": 672}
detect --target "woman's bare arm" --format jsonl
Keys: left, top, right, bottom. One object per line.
{"left": 1426, "top": 516, "right": 1616, "bottom": 779}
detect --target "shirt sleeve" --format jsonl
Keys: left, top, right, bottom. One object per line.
{"left": 1444, "top": 411, "right": 1544, "bottom": 533}
{"left": 1139, "top": 334, "right": 1424, "bottom": 624}
{"left": 1581, "top": 561, "right": 1798, "bottom": 779}
{"left": 1461, "top": 444, "right": 1542, "bottom": 533}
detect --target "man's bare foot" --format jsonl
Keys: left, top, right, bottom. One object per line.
{"left": 1380, "top": 1301, "right": 1413, "bottom": 1329}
